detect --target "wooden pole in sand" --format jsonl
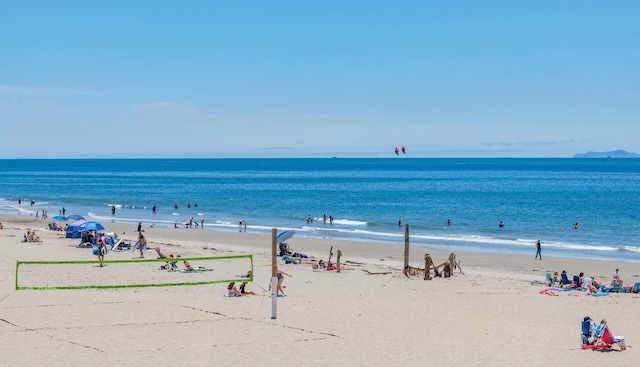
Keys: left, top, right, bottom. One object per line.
{"left": 271, "top": 227, "right": 278, "bottom": 319}
{"left": 403, "top": 224, "right": 409, "bottom": 276}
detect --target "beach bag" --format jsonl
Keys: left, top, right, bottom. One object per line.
{"left": 634, "top": 283, "right": 640, "bottom": 293}
{"left": 92, "top": 245, "right": 100, "bottom": 255}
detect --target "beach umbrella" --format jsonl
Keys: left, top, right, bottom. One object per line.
{"left": 52, "top": 215, "right": 68, "bottom": 221}
{"left": 68, "top": 215, "right": 85, "bottom": 221}
{"left": 69, "top": 220, "right": 87, "bottom": 227}
{"left": 77, "top": 221, "right": 105, "bottom": 231}
{"left": 277, "top": 230, "right": 296, "bottom": 243}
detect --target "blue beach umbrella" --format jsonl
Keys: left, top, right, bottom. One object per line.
{"left": 77, "top": 221, "right": 105, "bottom": 231}
{"left": 67, "top": 214, "right": 85, "bottom": 221}
{"left": 52, "top": 215, "right": 68, "bottom": 221}
{"left": 277, "top": 230, "right": 296, "bottom": 243}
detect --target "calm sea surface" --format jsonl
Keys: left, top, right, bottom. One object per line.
{"left": 1, "top": 158, "right": 639, "bottom": 262}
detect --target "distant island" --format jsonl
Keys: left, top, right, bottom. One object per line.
{"left": 573, "top": 150, "right": 640, "bottom": 158}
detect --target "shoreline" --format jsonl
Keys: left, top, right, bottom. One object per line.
{"left": 2, "top": 211, "right": 639, "bottom": 266}
{"left": 3, "top": 214, "right": 640, "bottom": 284}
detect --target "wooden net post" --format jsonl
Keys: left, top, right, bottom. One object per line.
{"left": 328, "top": 245, "right": 333, "bottom": 267}
{"left": 337, "top": 249, "right": 342, "bottom": 273}
{"left": 271, "top": 228, "right": 277, "bottom": 319}
{"left": 403, "top": 224, "right": 409, "bottom": 276}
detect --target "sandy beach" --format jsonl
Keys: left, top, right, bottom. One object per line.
{"left": 1, "top": 214, "right": 639, "bottom": 367}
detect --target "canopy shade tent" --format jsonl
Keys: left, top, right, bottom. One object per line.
{"left": 66, "top": 220, "right": 86, "bottom": 238}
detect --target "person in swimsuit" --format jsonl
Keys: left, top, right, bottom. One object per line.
{"left": 138, "top": 233, "right": 147, "bottom": 258}
{"left": 276, "top": 269, "right": 291, "bottom": 296}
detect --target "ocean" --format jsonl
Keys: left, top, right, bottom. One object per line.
{"left": 1, "top": 158, "right": 639, "bottom": 262}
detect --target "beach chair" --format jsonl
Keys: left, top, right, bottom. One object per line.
{"left": 573, "top": 275, "right": 581, "bottom": 286}
{"left": 588, "top": 324, "right": 626, "bottom": 350}
{"left": 561, "top": 272, "right": 571, "bottom": 285}
{"left": 611, "top": 282, "right": 623, "bottom": 293}
{"left": 634, "top": 282, "right": 640, "bottom": 293}
{"left": 581, "top": 317, "right": 594, "bottom": 346}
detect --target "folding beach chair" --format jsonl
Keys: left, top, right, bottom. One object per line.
{"left": 611, "top": 280, "right": 623, "bottom": 293}
{"left": 581, "top": 317, "right": 594, "bottom": 346}
{"left": 561, "top": 272, "right": 571, "bottom": 285}
{"left": 573, "top": 275, "right": 581, "bottom": 287}
{"left": 584, "top": 323, "right": 626, "bottom": 350}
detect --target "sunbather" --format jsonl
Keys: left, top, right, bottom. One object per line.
{"left": 183, "top": 260, "right": 194, "bottom": 272}
{"left": 154, "top": 247, "right": 167, "bottom": 259}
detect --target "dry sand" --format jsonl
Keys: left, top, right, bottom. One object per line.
{"left": 1, "top": 214, "right": 639, "bottom": 367}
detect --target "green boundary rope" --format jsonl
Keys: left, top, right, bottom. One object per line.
{"left": 16, "top": 254, "right": 253, "bottom": 290}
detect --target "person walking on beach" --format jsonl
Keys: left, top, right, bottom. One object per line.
{"left": 276, "top": 269, "right": 291, "bottom": 297}
{"left": 138, "top": 233, "right": 147, "bottom": 258}
{"left": 535, "top": 240, "right": 542, "bottom": 260}
{"left": 95, "top": 239, "right": 107, "bottom": 267}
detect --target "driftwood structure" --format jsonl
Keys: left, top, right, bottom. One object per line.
{"left": 402, "top": 224, "right": 463, "bottom": 280}
{"left": 405, "top": 252, "right": 463, "bottom": 280}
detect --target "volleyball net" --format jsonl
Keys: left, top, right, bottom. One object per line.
{"left": 16, "top": 254, "right": 253, "bottom": 290}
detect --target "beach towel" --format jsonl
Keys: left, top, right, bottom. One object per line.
{"left": 539, "top": 290, "right": 558, "bottom": 296}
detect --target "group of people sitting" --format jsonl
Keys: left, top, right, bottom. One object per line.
{"left": 155, "top": 248, "right": 213, "bottom": 272}
{"left": 227, "top": 271, "right": 255, "bottom": 297}
{"left": 47, "top": 222, "right": 64, "bottom": 231}
{"left": 313, "top": 259, "right": 337, "bottom": 271}
{"left": 549, "top": 268, "right": 627, "bottom": 294}
{"left": 155, "top": 248, "right": 181, "bottom": 271}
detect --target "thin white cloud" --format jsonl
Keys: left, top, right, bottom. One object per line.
{"left": 135, "top": 102, "right": 196, "bottom": 113}
{"left": 483, "top": 139, "right": 591, "bottom": 148}
{"left": 0, "top": 84, "right": 99, "bottom": 95}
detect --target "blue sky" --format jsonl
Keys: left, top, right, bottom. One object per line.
{"left": 1, "top": 1, "right": 638, "bottom": 158}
